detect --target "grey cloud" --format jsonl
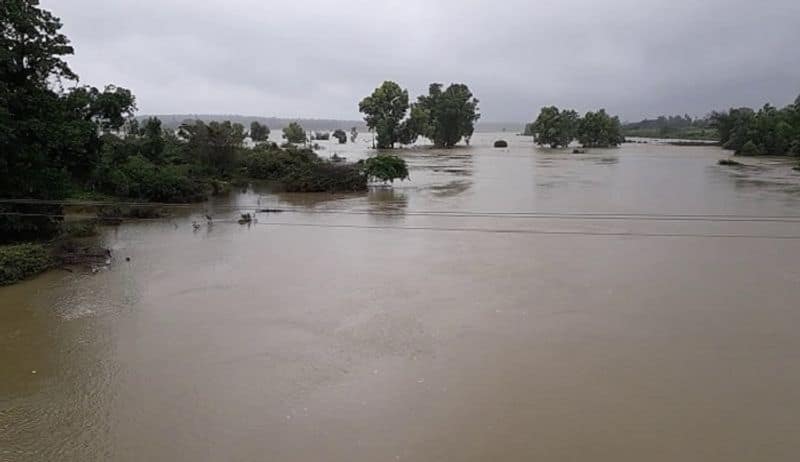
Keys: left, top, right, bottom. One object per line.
{"left": 44, "top": 0, "right": 800, "bottom": 122}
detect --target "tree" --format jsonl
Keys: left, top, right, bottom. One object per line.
{"left": 531, "top": 106, "right": 577, "bottom": 148}
{"left": 282, "top": 122, "right": 306, "bottom": 144}
{"left": 179, "top": 120, "right": 246, "bottom": 174}
{"left": 358, "top": 81, "right": 409, "bottom": 149}
{"left": 361, "top": 155, "right": 409, "bottom": 183}
{"left": 0, "top": 0, "right": 136, "bottom": 198}
{"left": 577, "top": 109, "right": 624, "bottom": 148}
{"left": 409, "top": 83, "right": 480, "bottom": 148}
{"left": 332, "top": 129, "right": 347, "bottom": 144}
{"left": 350, "top": 126, "right": 358, "bottom": 142}
{"left": 250, "top": 121, "right": 270, "bottom": 142}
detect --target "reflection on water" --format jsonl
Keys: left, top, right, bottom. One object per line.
{"left": 3, "top": 134, "right": 800, "bottom": 461}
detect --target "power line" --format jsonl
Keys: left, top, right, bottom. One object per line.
{"left": 3, "top": 198, "right": 800, "bottom": 223}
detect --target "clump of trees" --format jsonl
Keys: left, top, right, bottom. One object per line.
{"left": 710, "top": 96, "right": 800, "bottom": 156}
{"left": 243, "top": 144, "right": 409, "bottom": 192}
{"left": 358, "top": 81, "right": 480, "bottom": 149}
{"left": 621, "top": 114, "right": 715, "bottom": 140}
{"left": 528, "top": 106, "right": 623, "bottom": 148}
{"left": 249, "top": 121, "right": 270, "bottom": 142}
{"left": 282, "top": 122, "right": 307, "bottom": 144}
{"left": 332, "top": 129, "right": 347, "bottom": 144}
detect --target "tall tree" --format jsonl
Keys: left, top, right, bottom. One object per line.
{"left": 358, "top": 81, "right": 409, "bottom": 149}
{"left": 282, "top": 122, "right": 306, "bottom": 144}
{"left": 409, "top": 83, "right": 480, "bottom": 148}
{"left": 250, "top": 121, "right": 270, "bottom": 142}
{"left": 577, "top": 109, "right": 624, "bottom": 148}
{"left": 531, "top": 106, "right": 577, "bottom": 148}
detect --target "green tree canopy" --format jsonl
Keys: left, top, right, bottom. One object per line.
{"left": 332, "top": 129, "right": 347, "bottom": 144}
{"left": 531, "top": 106, "right": 577, "bottom": 148}
{"left": 250, "top": 121, "right": 270, "bottom": 142}
{"left": 409, "top": 83, "right": 480, "bottom": 148}
{"left": 361, "top": 155, "right": 409, "bottom": 183}
{"left": 282, "top": 122, "right": 306, "bottom": 144}
{"left": 577, "top": 109, "right": 624, "bottom": 148}
{"left": 358, "top": 81, "right": 409, "bottom": 149}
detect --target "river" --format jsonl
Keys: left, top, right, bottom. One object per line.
{"left": 2, "top": 133, "right": 800, "bottom": 461}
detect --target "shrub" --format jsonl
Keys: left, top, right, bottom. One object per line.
{"left": 737, "top": 140, "right": 762, "bottom": 156}
{"left": 282, "top": 162, "right": 367, "bottom": 192}
{"left": 333, "top": 129, "right": 348, "bottom": 144}
{"left": 361, "top": 155, "right": 409, "bottom": 183}
{"left": 0, "top": 243, "right": 52, "bottom": 285}
{"left": 494, "top": 140, "right": 508, "bottom": 148}
{"left": 94, "top": 155, "right": 207, "bottom": 202}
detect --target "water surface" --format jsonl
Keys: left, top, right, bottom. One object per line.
{"left": 2, "top": 134, "right": 800, "bottom": 461}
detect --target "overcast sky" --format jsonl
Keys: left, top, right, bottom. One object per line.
{"left": 43, "top": 0, "right": 800, "bottom": 122}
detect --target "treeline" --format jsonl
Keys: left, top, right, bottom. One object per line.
{"left": 358, "top": 81, "right": 480, "bottom": 149}
{"left": 710, "top": 96, "right": 800, "bottom": 156}
{"left": 524, "top": 107, "right": 624, "bottom": 148}
{"left": 622, "top": 115, "right": 717, "bottom": 140}
{"left": 1, "top": 0, "right": 408, "bottom": 245}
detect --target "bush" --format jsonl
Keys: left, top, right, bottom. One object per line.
{"left": 493, "top": 140, "right": 508, "bottom": 148}
{"left": 361, "top": 155, "right": 409, "bottom": 183}
{"left": 737, "top": 140, "right": 762, "bottom": 156}
{"left": 95, "top": 155, "right": 207, "bottom": 202}
{"left": 282, "top": 162, "right": 367, "bottom": 192}
{"left": 333, "top": 129, "right": 348, "bottom": 144}
{"left": 0, "top": 243, "right": 52, "bottom": 285}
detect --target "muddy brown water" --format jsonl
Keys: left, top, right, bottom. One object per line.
{"left": 2, "top": 134, "right": 800, "bottom": 461}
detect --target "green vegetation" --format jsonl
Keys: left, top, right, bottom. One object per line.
{"left": 528, "top": 107, "right": 622, "bottom": 148}
{"left": 332, "top": 129, "right": 347, "bottom": 144}
{"left": 577, "top": 109, "right": 625, "bottom": 148}
{"left": 282, "top": 122, "right": 307, "bottom": 144}
{"left": 359, "top": 81, "right": 410, "bottom": 149}
{"left": 409, "top": 83, "right": 480, "bottom": 148}
{"left": 622, "top": 115, "right": 717, "bottom": 140}
{"left": 0, "top": 243, "right": 52, "bottom": 286}
{"left": 530, "top": 107, "right": 578, "bottom": 148}
{"left": 250, "top": 121, "right": 270, "bottom": 142}
{"left": 494, "top": 140, "right": 508, "bottom": 148}
{"left": 359, "top": 81, "right": 480, "bottom": 149}
{"left": 361, "top": 155, "right": 410, "bottom": 183}
{"left": 710, "top": 97, "right": 800, "bottom": 156}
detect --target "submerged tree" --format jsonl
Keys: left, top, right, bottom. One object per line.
{"left": 358, "top": 81, "right": 409, "bottom": 149}
{"left": 179, "top": 120, "right": 246, "bottom": 174}
{"left": 577, "top": 109, "right": 624, "bottom": 147}
{"left": 250, "top": 121, "right": 270, "bottom": 142}
{"left": 530, "top": 106, "right": 577, "bottom": 148}
{"left": 332, "top": 129, "right": 347, "bottom": 144}
{"left": 282, "top": 122, "right": 306, "bottom": 144}
{"left": 350, "top": 126, "right": 359, "bottom": 143}
{"left": 360, "top": 155, "right": 409, "bottom": 183}
{"left": 409, "top": 83, "right": 480, "bottom": 148}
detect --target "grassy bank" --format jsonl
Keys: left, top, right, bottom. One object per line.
{"left": 0, "top": 243, "right": 52, "bottom": 286}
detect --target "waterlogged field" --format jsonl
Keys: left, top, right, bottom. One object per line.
{"left": 2, "top": 133, "right": 800, "bottom": 461}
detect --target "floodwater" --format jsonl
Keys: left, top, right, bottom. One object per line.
{"left": 2, "top": 133, "right": 800, "bottom": 461}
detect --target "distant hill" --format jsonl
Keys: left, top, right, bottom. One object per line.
{"left": 137, "top": 114, "right": 522, "bottom": 133}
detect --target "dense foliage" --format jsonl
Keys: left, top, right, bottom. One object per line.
{"left": 0, "top": 0, "right": 137, "bottom": 199}
{"left": 358, "top": 81, "right": 410, "bottom": 149}
{"left": 0, "top": 243, "right": 51, "bottom": 285}
{"left": 361, "top": 155, "right": 410, "bottom": 183}
{"left": 577, "top": 110, "right": 625, "bottom": 148}
{"left": 332, "top": 129, "right": 347, "bottom": 144}
{"left": 282, "top": 122, "right": 307, "bottom": 144}
{"left": 710, "top": 97, "right": 800, "bottom": 156}
{"left": 358, "top": 81, "right": 480, "bottom": 149}
{"left": 529, "top": 106, "right": 624, "bottom": 148}
{"left": 249, "top": 121, "right": 270, "bottom": 142}
{"left": 530, "top": 107, "right": 578, "bottom": 148}
{"left": 408, "top": 83, "right": 480, "bottom": 148}
{"left": 622, "top": 115, "right": 716, "bottom": 140}
{"left": 244, "top": 145, "right": 368, "bottom": 192}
